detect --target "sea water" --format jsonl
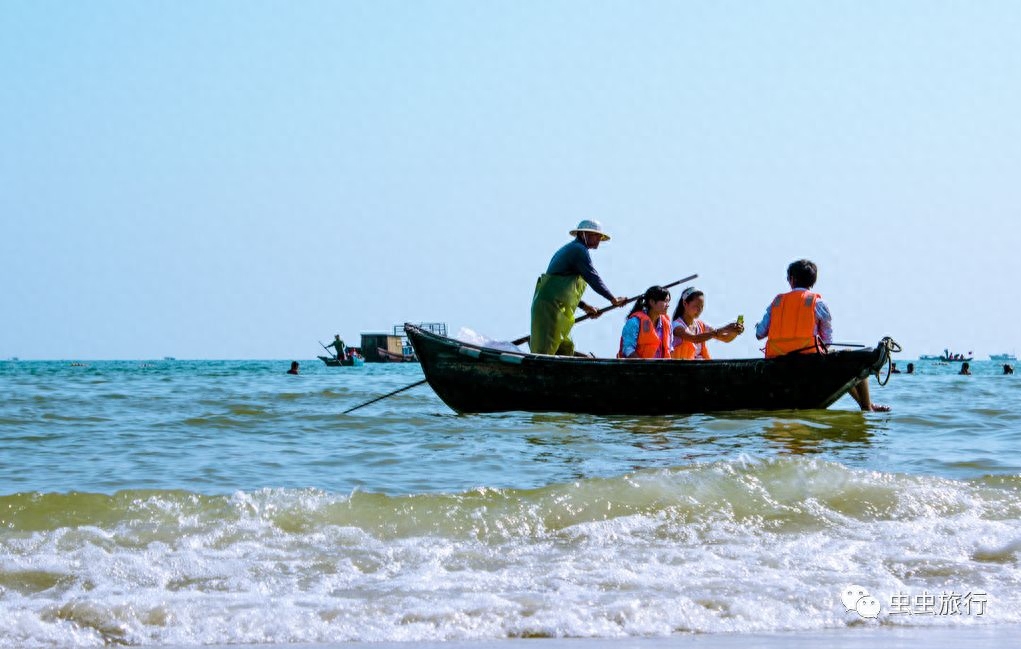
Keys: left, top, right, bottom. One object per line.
{"left": 1, "top": 358, "right": 1019, "bottom": 647}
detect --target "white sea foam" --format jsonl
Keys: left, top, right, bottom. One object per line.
{"left": 2, "top": 458, "right": 1019, "bottom": 647}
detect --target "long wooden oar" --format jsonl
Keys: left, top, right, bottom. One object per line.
{"left": 342, "top": 379, "right": 428, "bottom": 414}
{"left": 343, "top": 273, "right": 698, "bottom": 414}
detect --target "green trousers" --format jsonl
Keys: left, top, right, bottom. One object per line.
{"left": 530, "top": 274, "right": 587, "bottom": 355}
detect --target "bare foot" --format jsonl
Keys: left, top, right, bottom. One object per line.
{"left": 870, "top": 403, "right": 891, "bottom": 412}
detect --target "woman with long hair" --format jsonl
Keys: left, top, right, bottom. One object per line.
{"left": 671, "top": 287, "right": 743, "bottom": 360}
{"left": 617, "top": 286, "right": 673, "bottom": 358}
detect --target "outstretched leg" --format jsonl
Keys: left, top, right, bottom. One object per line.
{"left": 848, "top": 377, "right": 890, "bottom": 412}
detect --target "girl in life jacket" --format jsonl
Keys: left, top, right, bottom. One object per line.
{"left": 618, "top": 286, "right": 673, "bottom": 358}
{"left": 671, "top": 287, "right": 744, "bottom": 360}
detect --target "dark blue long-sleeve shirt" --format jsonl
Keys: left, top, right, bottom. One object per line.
{"left": 545, "top": 238, "right": 615, "bottom": 302}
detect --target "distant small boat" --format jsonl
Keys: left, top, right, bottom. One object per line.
{"left": 318, "top": 355, "right": 365, "bottom": 367}
{"left": 990, "top": 353, "right": 1017, "bottom": 361}
{"left": 922, "top": 350, "right": 973, "bottom": 362}
{"left": 940, "top": 353, "right": 973, "bottom": 362}
{"left": 376, "top": 347, "right": 418, "bottom": 363}
{"left": 163, "top": 356, "right": 176, "bottom": 361}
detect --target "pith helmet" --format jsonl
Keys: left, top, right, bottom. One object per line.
{"left": 569, "top": 219, "right": 611, "bottom": 241}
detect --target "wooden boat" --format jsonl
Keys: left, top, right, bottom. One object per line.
{"left": 931, "top": 350, "right": 973, "bottom": 362}
{"left": 376, "top": 347, "right": 418, "bottom": 362}
{"left": 318, "top": 355, "right": 365, "bottom": 367}
{"left": 405, "top": 323, "right": 896, "bottom": 415}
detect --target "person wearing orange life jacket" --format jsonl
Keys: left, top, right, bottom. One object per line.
{"left": 670, "top": 287, "right": 744, "bottom": 360}
{"left": 755, "top": 259, "right": 890, "bottom": 412}
{"left": 761, "top": 289, "right": 828, "bottom": 357}
{"left": 618, "top": 286, "right": 673, "bottom": 358}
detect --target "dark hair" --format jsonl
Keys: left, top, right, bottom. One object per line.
{"left": 628, "top": 285, "right": 671, "bottom": 318}
{"left": 787, "top": 259, "right": 818, "bottom": 289}
{"left": 671, "top": 289, "right": 704, "bottom": 321}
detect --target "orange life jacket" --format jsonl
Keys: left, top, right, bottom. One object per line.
{"left": 618, "top": 311, "right": 672, "bottom": 358}
{"left": 764, "top": 290, "right": 822, "bottom": 358}
{"left": 671, "top": 319, "right": 712, "bottom": 360}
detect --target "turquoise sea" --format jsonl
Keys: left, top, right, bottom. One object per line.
{"left": 1, "top": 357, "right": 1020, "bottom": 648}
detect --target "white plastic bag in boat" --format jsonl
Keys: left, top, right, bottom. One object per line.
{"left": 455, "top": 327, "right": 523, "bottom": 352}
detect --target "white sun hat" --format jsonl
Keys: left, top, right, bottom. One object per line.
{"left": 569, "top": 219, "right": 611, "bottom": 241}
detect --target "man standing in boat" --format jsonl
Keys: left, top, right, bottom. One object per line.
{"left": 530, "top": 220, "right": 626, "bottom": 355}
{"left": 755, "top": 259, "right": 890, "bottom": 412}
{"left": 327, "top": 335, "right": 348, "bottom": 362}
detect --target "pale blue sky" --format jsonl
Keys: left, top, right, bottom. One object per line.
{"left": 2, "top": 1, "right": 1019, "bottom": 359}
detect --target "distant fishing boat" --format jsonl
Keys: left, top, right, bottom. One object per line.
{"left": 922, "top": 350, "right": 973, "bottom": 362}
{"left": 405, "top": 323, "right": 897, "bottom": 415}
{"left": 318, "top": 354, "right": 365, "bottom": 367}
{"left": 991, "top": 353, "right": 1017, "bottom": 361}
{"left": 358, "top": 323, "right": 444, "bottom": 363}
{"left": 376, "top": 347, "right": 418, "bottom": 362}
{"left": 939, "top": 349, "right": 973, "bottom": 362}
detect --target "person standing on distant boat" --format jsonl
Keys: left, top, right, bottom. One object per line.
{"left": 755, "top": 259, "right": 890, "bottom": 412}
{"left": 530, "top": 220, "right": 626, "bottom": 355}
{"left": 327, "top": 335, "right": 348, "bottom": 362}
{"left": 617, "top": 286, "right": 673, "bottom": 358}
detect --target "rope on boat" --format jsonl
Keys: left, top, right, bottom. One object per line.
{"left": 874, "top": 336, "right": 902, "bottom": 386}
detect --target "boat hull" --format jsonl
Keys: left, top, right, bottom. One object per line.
{"left": 318, "top": 355, "right": 364, "bottom": 367}
{"left": 405, "top": 324, "right": 892, "bottom": 415}
{"left": 375, "top": 348, "right": 419, "bottom": 363}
